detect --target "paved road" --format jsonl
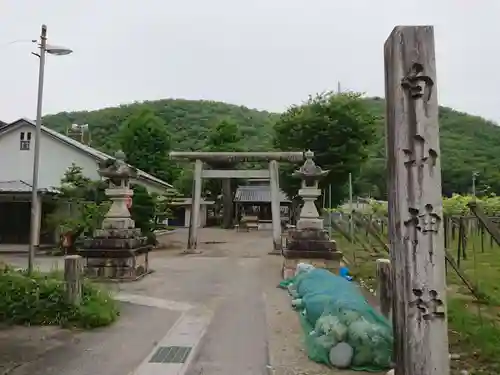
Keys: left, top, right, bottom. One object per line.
{"left": 120, "top": 228, "right": 272, "bottom": 375}
{"left": 1, "top": 228, "right": 277, "bottom": 375}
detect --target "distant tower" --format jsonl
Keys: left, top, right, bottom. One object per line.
{"left": 66, "top": 123, "right": 91, "bottom": 145}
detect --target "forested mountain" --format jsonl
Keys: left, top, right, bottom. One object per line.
{"left": 42, "top": 97, "right": 500, "bottom": 197}
{"left": 43, "top": 99, "right": 278, "bottom": 154}
{"left": 360, "top": 97, "right": 500, "bottom": 197}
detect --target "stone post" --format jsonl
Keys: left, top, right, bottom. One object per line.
{"left": 376, "top": 258, "right": 392, "bottom": 320}
{"left": 269, "top": 160, "right": 282, "bottom": 253}
{"left": 188, "top": 159, "right": 203, "bottom": 251}
{"left": 64, "top": 255, "right": 83, "bottom": 305}
{"left": 385, "top": 25, "right": 449, "bottom": 375}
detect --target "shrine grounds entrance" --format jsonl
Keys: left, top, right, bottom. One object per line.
{"left": 169, "top": 151, "right": 305, "bottom": 252}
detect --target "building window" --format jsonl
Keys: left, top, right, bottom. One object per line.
{"left": 20, "top": 131, "right": 31, "bottom": 151}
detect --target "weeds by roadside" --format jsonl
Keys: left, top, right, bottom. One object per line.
{"left": 0, "top": 266, "right": 119, "bottom": 329}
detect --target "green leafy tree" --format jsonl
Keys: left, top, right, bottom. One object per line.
{"left": 173, "top": 168, "right": 194, "bottom": 197}
{"left": 274, "top": 92, "right": 377, "bottom": 207}
{"left": 130, "top": 184, "right": 156, "bottom": 244}
{"left": 42, "top": 97, "right": 500, "bottom": 198}
{"left": 203, "top": 118, "right": 244, "bottom": 228}
{"left": 153, "top": 189, "right": 180, "bottom": 229}
{"left": 204, "top": 118, "right": 244, "bottom": 157}
{"left": 120, "top": 109, "right": 178, "bottom": 183}
{"left": 47, "top": 164, "right": 109, "bottom": 245}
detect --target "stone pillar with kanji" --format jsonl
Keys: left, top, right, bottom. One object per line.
{"left": 385, "top": 26, "right": 449, "bottom": 375}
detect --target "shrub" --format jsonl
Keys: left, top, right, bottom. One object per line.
{"left": 0, "top": 267, "right": 119, "bottom": 328}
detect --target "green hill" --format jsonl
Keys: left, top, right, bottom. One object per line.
{"left": 361, "top": 97, "right": 500, "bottom": 197}
{"left": 43, "top": 99, "right": 278, "bottom": 154}
{"left": 42, "top": 97, "right": 500, "bottom": 197}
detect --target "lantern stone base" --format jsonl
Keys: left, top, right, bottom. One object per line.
{"left": 282, "top": 228, "right": 343, "bottom": 279}
{"left": 284, "top": 228, "right": 338, "bottom": 253}
{"left": 79, "top": 246, "right": 152, "bottom": 282}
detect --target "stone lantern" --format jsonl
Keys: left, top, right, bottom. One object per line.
{"left": 281, "top": 150, "right": 342, "bottom": 279}
{"left": 98, "top": 150, "right": 137, "bottom": 231}
{"left": 80, "top": 150, "right": 152, "bottom": 281}
{"left": 293, "top": 150, "right": 329, "bottom": 230}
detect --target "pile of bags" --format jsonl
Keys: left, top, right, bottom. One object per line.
{"left": 281, "top": 265, "right": 393, "bottom": 372}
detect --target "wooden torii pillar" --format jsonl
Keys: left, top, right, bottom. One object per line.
{"left": 385, "top": 26, "right": 449, "bottom": 375}
{"left": 170, "top": 151, "right": 305, "bottom": 252}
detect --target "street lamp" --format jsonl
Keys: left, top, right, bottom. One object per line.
{"left": 28, "top": 24, "right": 72, "bottom": 274}
{"left": 45, "top": 45, "right": 73, "bottom": 56}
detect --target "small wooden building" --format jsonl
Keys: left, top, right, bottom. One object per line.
{"left": 234, "top": 179, "right": 291, "bottom": 230}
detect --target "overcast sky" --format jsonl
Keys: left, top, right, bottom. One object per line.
{"left": 1, "top": 0, "right": 498, "bottom": 123}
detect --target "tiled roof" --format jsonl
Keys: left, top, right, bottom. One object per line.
{"left": 234, "top": 185, "right": 290, "bottom": 203}
{"left": 1, "top": 118, "right": 173, "bottom": 190}
{"left": 0, "top": 180, "right": 59, "bottom": 193}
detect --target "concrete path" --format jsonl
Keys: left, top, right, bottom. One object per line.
{"left": 0, "top": 228, "right": 381, "bottom": 375}
{"left": 118, "top": 228, "right": 272, "bottom": 375}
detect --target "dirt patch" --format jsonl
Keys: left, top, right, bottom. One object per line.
{"left": 194, "top": 250, "right": 229, "bottom": 258}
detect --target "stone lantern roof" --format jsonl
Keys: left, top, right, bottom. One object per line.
{"left": 292, "top": 150, "right": 329, "bottom": 187}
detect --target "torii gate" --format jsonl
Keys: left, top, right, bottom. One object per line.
{"left": 169, "top": 151, "right": 306, "bottom": 252}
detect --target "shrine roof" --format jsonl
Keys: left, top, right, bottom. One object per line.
{"left": 234, "top": 185, "right": 290, "bottom": 203}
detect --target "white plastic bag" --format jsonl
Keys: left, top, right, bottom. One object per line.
{"left": 295, "top": 262, "right": 315, "bottom": 276}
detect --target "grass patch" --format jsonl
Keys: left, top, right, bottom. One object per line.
{"left": 0, "top": 266, "right": 119, "bottom": 329}
{"left": 448, "top": 298, "right": 500, "bottom": 374}
{"left": 332, "top": 223, "right": 500, "bottom": 374}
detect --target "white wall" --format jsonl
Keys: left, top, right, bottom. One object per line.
{"left": 184, "top": 206, "right": 207, "bottom": 228}
{"left": 0, "top": 124, "right": 100, "bottom": 189}
{"left": 0, "top": 124, "right": 170, "bottom": 194}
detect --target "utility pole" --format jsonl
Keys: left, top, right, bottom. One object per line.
{"left": 28, "top": 25, "right": 72, "bottom": 274}
{"left": 472, "top": 171, "right": 479, "bottom": 197}
{"left": 348, "top": 172, "right": 354, "bottom": 242}
{"left": 328, "top": 184, "right": 332, "bottom": 238}
{"left": 28, "top": 25, "right": 47, "bottom": 274}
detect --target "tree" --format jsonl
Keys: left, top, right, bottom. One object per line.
{"left": 204, "top": 118, "right": 244, "bottom": 156}
{"left": 42, "top": 97, "right": 500, "bottom": 198}
{"left": 129, "top": 184, "right": 157, "bottom": 244}
{"left": 203, "top": 118, "right": 244, "bottom": 228}
{"left": 274, "top": 92, "right": 377, "bottom": 207}
{"left": 47, "top": 165, "right": 110, "bottom": 252}
{"left": 120, "top": 109, "right": 178, "bottom": 183}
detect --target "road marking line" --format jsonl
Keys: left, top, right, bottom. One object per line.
{"left": 131, "top": 307, "right": 214, "bottom": 375}
{"left": 114, "top": 293, "right": 194, "bottom": 312}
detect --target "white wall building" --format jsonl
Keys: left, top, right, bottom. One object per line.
{"left": 0, "top": 118, "right": 174, "bottom": 246}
